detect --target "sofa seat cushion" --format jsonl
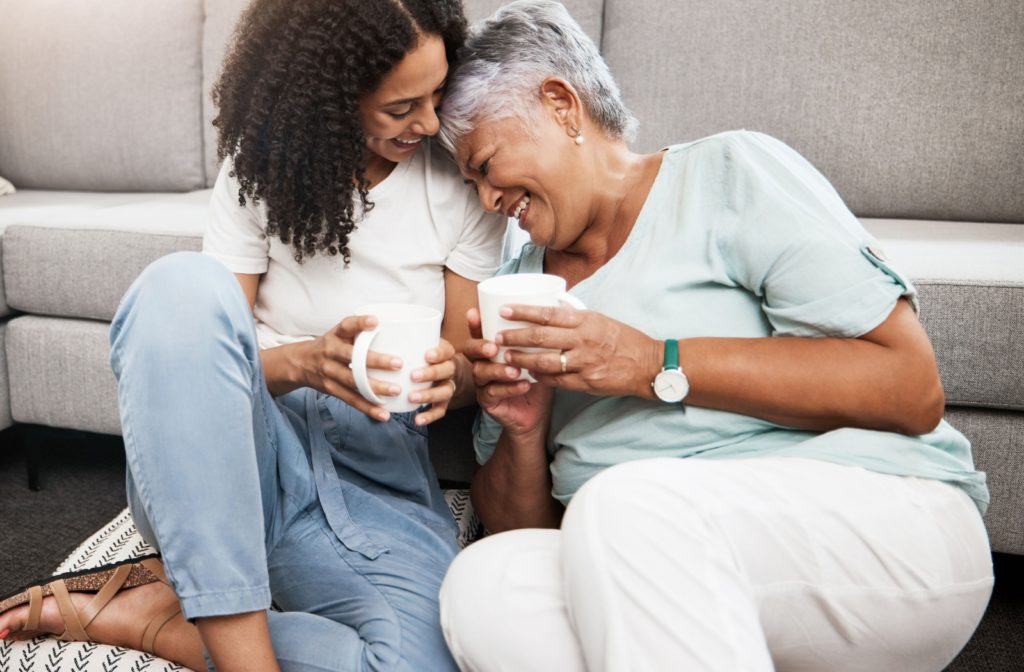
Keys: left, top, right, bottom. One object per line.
{"left": 864, "top": 219, "right": 1024, "bottom": 410}
{"left": 0, "top": 491, "right": 481, "bottom": 671}
{"left": 0, "top": 190, "right": 209, "bottom": 320}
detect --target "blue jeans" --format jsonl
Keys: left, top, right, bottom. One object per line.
{"left": 109, "top": 252, "right": 459, "bottom": 672}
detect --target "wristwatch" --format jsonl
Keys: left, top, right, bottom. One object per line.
{"left": 652, "top": 339, "right": 689, "bottom": 403}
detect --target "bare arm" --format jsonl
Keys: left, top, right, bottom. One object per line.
{"left": 677, "top": 300, "right": 944, "bottom": 434}
{"left": 232, "top": 273, "right": 320, "bottom": 398}
{"left": 440, "top": 268, "right": 482, "bottom": 410}
{"left": 504, "top": 298, "right": 944, "bottom": 436}
{"left": 474, "top": 299, "right": 944, "bottom": 531}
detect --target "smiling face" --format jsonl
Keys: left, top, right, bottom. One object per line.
{"left": 360, "top": 34, "right": 448, "bottom": 164}
{"left": 456, "top": 100, "right": 591, "bottom": 250}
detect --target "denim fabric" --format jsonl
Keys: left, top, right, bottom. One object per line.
{"left": 110, "top": 252, "right": 459, "bottom": 672}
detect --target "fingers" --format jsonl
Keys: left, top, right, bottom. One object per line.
{"left": 502, "top": 347, "right": 570, "bottom": 378}
{"left": 318, "top": 372, "right": 393, "bottom": 422}
{"left": 413, "top": 347, "right": 457, "bottom": 385}
{"left": 478, "top": 379, "right": 532, "bottom": 408}
{"left": 334, "top": 313, "right": 379, "bottom": 339}
{"left": 466, "top": 307, "right": 483, "bottom": 339}
{"left": 500, "top": 303, "right": 584, "bottom": 328}
{"left": 413, "top": 377, "right": 459, "bottom": 426}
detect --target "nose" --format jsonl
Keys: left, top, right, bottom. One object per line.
{"left": 477, "top": 182, "right": 503, "bottom": 214}
{"left": 412, "top": 101, "right": 440, "bottom": 137}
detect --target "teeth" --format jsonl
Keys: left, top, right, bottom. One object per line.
{"left": 513, "top": 194, "right": 531, "bottom": 219}
{"left": 394, "top": 137, "right": 421, "bottom": 145}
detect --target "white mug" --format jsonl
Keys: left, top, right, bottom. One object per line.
{"left": 477, "top": 273, "right": 585, "bottom": 382}
{"left": 350, "top": 302, "right": 442, "bottom": 413}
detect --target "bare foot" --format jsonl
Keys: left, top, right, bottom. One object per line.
{"left": 0, "top": 580, "right": 205, "bottom": 669}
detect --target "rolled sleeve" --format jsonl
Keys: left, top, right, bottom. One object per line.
{"left": 716, "top": 132, "right": 916, "bottom": 337}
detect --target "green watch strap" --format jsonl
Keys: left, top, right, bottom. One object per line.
{"left": 663, "top": 339, "right": 680, "bottom": 370}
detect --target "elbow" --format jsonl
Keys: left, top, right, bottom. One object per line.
{"left": 896, "top": 377, "right": 946, "bottom": 436}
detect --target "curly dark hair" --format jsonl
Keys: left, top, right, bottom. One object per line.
{"left": 212, "top": 0, "right": 467, "bottom": 263}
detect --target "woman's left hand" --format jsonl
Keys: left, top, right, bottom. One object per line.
{"left": 409, "top": 338, "right": 459, "bottom": 426}
{"left": 496, "top": 304, "right": 661, "bottom": 399}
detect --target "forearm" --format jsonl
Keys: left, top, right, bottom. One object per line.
{"left": 676, "top": 334, "right": 944, "bottom": 435}
{"left": 471, "top": 429, "right": 563, "bottom": 532}
{"left": 259, "top": 342, "right": 310, "bottom": 397}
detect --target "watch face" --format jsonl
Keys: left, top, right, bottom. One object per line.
{"left": 654, "top": 369, "right": 688, "bottom": 403}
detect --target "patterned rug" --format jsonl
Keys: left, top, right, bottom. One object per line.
{"left": 0, "top": 490, "right": 480, "bottom": 671}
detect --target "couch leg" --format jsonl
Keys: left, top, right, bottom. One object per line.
{"left": 26, "top": 428, "right": 42, "bottom": 491}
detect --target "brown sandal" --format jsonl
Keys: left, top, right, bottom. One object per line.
{"left": 0, "top": 554, "right": 181, "bottom": 653}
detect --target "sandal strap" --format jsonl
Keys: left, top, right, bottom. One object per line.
{"left": 25, "top": 585, "right": 43, "bottom": 631}
{"left": 78, "top": 563, "right": 133, "bottom": 630}
{"left": 140, "top": 597, "right": 181, "bottom": 654}
{"left": 138, "top": 557, "right": 169, "bottom": 585}
{"left": 51, "top": 579, "right": 89, "bottom": 642}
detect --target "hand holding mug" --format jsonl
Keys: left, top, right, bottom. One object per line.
{"left": 465, "top": 306, "right": 554, "bottom": 437}
{"left": 494, "top": 303, "right": 660, "bottom": 400}
{"left": 348, "top": 303, "right": 457, "bottom": 425}
{"left": 477, "top": 274, "right": 585, "bottom": 382}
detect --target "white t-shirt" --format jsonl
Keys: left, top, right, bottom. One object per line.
{"left": 203, "top": 141, "right": 505, "bottom": 348}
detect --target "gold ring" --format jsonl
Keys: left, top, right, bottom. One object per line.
{"left": 560, "top": 351, "right": 568, "bottom": 374}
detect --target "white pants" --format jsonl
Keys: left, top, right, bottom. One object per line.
{"left": 440, "top": 458, "right": 993, "bottom": 672}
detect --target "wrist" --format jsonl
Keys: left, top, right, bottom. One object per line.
{"left": 638, "top": 336, "right": 665, "bottom": 400}
{"left": 282, "top": 340, "right": 313, "bottom": 389}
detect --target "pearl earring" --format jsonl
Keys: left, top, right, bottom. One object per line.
{"left": 571, "top": 125, "right": 584, "bottom": 145}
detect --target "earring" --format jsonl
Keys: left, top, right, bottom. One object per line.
{"left": 571, "top": 125, "right": 584, "bottom": 145}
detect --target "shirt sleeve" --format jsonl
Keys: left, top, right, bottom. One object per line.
{"left": 713, "top": 131, "right": 916, "bottom": 338}
{"left": 202, "top": 159, "right": 271, "bottom": 275}
{"left": 443, "top": 187, "right": 506, "bottom": 281}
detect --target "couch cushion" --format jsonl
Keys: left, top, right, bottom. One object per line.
{"left": 202, "top": 0, "right": 255, "bottom": 187}
{"left": 6, "top": 316, "right": 120, "bottom": 435}
{"left": 0, "top": 0, "right": 205, "bottom": 191}
{"left": 0, "top": 190, "right": 208, "bottom": 320}
{"left": 864, "top": 219, "right": 1024, "bottom": 410}
{"left": 945, "top": 406, "right": 1024, "bottom": 555}
{"left": 601, "top": 0, "right": 1024, "bottom": 222}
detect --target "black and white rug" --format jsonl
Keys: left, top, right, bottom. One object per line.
{"left": 0, "top": 490, "right": 480, "bottom": 671}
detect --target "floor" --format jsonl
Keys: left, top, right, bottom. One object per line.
{"left": 0, "top": 425, "right": 1021, "bottom": 671}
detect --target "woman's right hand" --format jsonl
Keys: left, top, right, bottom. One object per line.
{"left": 464, "top": 308, "right": 553, "bottom": 437}
{"left": 294, "top": 314, "right": 402, "bottom": 421}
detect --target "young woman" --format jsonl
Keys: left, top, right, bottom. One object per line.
{"left": 0, "top": 1, "right": 503, "bottom": 670}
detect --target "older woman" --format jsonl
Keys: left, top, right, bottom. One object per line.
{"left": 435, "top": 1, "right": 993, "bottom": 671}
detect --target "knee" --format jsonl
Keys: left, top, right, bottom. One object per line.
{"left": 439, "top": 537, "right": 505, "bottom": 655}
{"left": 440, "top": 531, "right": 556, "bottom": 667}
{"left": 563, "top": 459, "right": 725, "bottom": 557}
{"left": 110, "top": 252, "right": 252, "bottom": 357}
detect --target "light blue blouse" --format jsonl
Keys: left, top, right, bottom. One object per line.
{"left": 474, "top": 131, "right": 988, "bottom": 514}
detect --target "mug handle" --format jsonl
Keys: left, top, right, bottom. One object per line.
{"left": 350, "top": 328, "right": 386, "bottom": 405}
{"left": 557, "top": 292, "right": 586, "bottom": 310}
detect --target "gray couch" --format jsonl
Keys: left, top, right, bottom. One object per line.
{"left": 0, "top": 0, "right": 1021, "bottom": 560}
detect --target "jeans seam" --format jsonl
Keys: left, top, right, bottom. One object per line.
{"left": 312, "top": 509, "right": 405, "bottom": 662}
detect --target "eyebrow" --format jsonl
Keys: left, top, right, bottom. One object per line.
{"left": 380, "top": 79, "right": 448, "bottom": 108}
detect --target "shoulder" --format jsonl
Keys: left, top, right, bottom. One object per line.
{"left": 662, "top": 130, "right": 801, "bottom": 171}
{"left": 421, "top": 140, "right": 470, "bottom": 191}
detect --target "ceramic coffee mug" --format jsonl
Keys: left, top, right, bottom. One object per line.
{"left": 350, "top": 302, "right": 443, "bottom": 413}
{"left": 477, "top": 273, "right": 585, "bottom": 382}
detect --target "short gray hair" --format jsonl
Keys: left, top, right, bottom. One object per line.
{"left": 438, "top": 0, "right": 638, "bottom": 152}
